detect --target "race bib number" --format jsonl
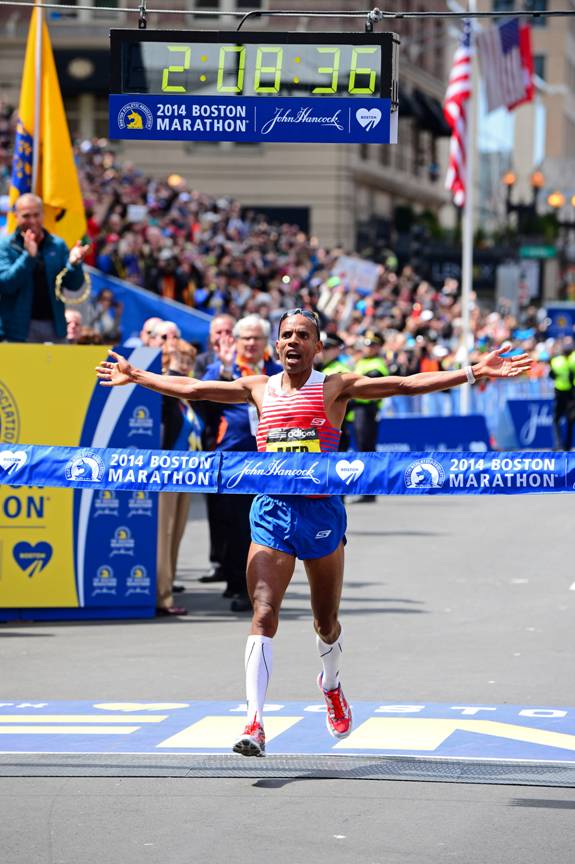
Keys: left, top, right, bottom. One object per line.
{"left": 265, "top": 427, "right": 321, "bottom": 453}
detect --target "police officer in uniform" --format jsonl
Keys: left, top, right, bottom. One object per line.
{"left": 549, "top": 339, "right": 575, "bottom": 450}
{"left": 352, "top": 331, "right": 388, "bottom": 501}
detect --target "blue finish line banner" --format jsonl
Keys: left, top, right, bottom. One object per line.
{"left": 0, "top": 445, "right": 573, "bottom": 496}
{"left": 109, "top": 95, "right": 395, "bottom": 144}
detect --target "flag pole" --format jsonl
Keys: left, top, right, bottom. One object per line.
{"left": 32, "top": 0, "right": 42, "bottom": 193}
{"left": 459, "top": 0, "right": 477, "bottom": 416}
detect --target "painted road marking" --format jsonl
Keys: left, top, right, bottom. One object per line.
{"left": 158, "top": 716, "right": 303, "bottom": 749}
{"left": 1, "top": 702, "right": 575, "bottom": 759}
{"left": 0, "top": 715, "right": 167, "bottom": 723}
{"left": 0, "top": 726, "right": 140, "bottom": 735}
{"left": 93, "top": 703, "right": 189, "bottom": 712}
{"left": 335, "top": 718, "right": 575, "bottom": 752}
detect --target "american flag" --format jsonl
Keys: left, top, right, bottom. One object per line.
{"left": 476, "top": 19, "right": 533, "bottom": 113}
{"left": 443, "top": 20, "right": 472, "bottom": 207}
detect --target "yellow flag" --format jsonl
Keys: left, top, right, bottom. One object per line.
{"left": 8, "top": 7, "right": 86, "bottom": 247}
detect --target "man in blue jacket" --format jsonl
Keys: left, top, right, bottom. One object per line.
{"left": 202, "top": 314, "right": 282, "bottom": 612}
{"left": 0, "top": 194, "right": 90, "bottom": 342}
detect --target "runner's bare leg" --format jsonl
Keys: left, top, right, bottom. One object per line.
{"left": 304, "top": 541, "right": 345, "bottom": 645}
{"left": 247, "top": 542, "right": 295, "bottom": 637}
{"left": 241, "top": 543, "right": 295, "bottom": 730}
{"left": 305, "top": 542, "right": 352, "bottom": 737}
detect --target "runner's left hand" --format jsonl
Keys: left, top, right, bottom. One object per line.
{"left": 474, "top": 345, "right": 532, "bottom": 379}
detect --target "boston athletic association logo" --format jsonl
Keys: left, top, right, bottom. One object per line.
{"left": 117, "top": 102, "right": 153, "bottom": 131}
{"left": 404, "top": 459, "right": 445, "bottom": 490}
{"left": 0, "top": 379, "right": 20, "bottom": 444}
{"left": 65, "top": 449, "right": 105, "bottom": 483}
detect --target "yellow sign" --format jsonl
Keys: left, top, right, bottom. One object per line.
{"left": 0, "top": 345, "right": 104, "bottom": 607}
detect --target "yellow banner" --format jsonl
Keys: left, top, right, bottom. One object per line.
{"left": 7, "top": 6, "right": 86, "bottom": 247}
{"left": 0, "top": 346, "right": 103, "bottom": 607}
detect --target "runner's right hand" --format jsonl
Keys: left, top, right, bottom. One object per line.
{"left": 96, "top": 349, "right": 135, "bottom": 387}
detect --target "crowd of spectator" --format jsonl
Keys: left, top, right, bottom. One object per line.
{"left": 75, "top": 137, "right": 557, "bottom": 377}
{"left": 0, "top": 99, "right": 561, "bottom": 377}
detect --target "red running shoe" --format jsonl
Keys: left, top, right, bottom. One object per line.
{"left": 233, "top": 719, "right": 266, "bottom": 757}
{"left": 317, "top": 673, "right": 353, "bottom": 740}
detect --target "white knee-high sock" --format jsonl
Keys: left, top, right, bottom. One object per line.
{"left": 317, "top": 628, "right": 343, "bottom": 691}
{"left": 244, "top": 635, "right": 273, "bottom": 726}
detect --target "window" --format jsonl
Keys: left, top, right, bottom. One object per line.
{"left": 395, "top": 119, "right": 410, "bottom": 172}
{"left": 49, "top": 0, "right": 121, "bottom": 21}
{"left": 63, "top": 94, "right": 110, "bottom": 140}
{"left": 92, "top": 0, "right": 120, "bottom": 15}
{"left": 63, "top": 96, "right": 80, "bottom": 138}
{"left": 428, "top": 137, "right": 439, "bottom": 183}
{"left": 379, "top": 144, "right": 391, "bottom": 167}
{"left": 47, "top": 0, "right": 122, "bottom": 24}
{"left": 416, "top": 6, "right": 427, "bottom": 69}
{"left": 565, "top": 117, "right": 575, "bottom": 158}
{"left": 523, "top": 0, "right": 547, "bottom": 27}
{"left": 48, "top": 0, "right": 78, "bottom": 19}
{"left": 533, "top": 54, "right": 546, "bottom": 80}
{"left": 189, "top": 0, "right": 262, "bottom": 11}
{"left": 492, "top": 0, "right": 514, "bottom": 21}
{"left": 359, "top": 143, "right": 369, "bottom": 161}
{"left": 93, "top": 95, "right": 110, "bottom": 138}
{"left": 412, "top": 126, "right": 423, "bottom": 176}
{"left": 492, "top": 0, "right": 514, "bottom": 12}
{"left": 433, "top": 20, "right": 445, "bottom": 79}
{"left": 422, "top": 15, "right": 435, "bottom": 75}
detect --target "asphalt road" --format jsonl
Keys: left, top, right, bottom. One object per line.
{"left": 2, "top": 492, "right": 575, "bottom": 863}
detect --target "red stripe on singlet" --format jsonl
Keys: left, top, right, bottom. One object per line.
{"left": 256, "top": 374, "right": 341, "bottom": 453}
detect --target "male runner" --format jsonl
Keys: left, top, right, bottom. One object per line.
{"left": 96, "top": 309, "right": 531, "bottom": 757}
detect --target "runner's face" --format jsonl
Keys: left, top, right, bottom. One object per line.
{"left": 276, "top": 315, "right": 321, "bottom": 374}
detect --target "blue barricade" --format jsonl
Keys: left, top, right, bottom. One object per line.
{"left": 377, "top": 415, "right": 491, "bottom": 451}
{"left": 0, "top": 444, "right": 572, "bottom": 496}
{"left": 382, "top": 380, "right": 556, "bottom": 450}
{"left": 506, "top": 399, "right": 555, "bottom": 449}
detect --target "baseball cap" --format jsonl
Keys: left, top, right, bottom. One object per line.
{"left": 323, "top": 334, "right": 345, "bottom": 350}
{"left": 363, "top": 330, "right": 384, "bottom": 347}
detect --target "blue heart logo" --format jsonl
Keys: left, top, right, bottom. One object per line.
{"left": 13, "top": 542, "right": 53, "bottom": 577}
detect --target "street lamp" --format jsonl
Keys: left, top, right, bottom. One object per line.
{"left": 546, "top": 192, "right": 575, "bottom": 229}
{"left": 502, "top": 170, "right": 545, "bottom": 234}
{"left": 546, "top": 191, "right": 575, "bottom": 300}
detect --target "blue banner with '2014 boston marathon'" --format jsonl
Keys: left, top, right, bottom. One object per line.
{"left": 1, "top": 445, "right": 575, "bottom": 496}
{"left": 108, "top": 95, "right": 396, "bottom": 144}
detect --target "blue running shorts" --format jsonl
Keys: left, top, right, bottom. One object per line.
{"left": 250, "top": 495, "right": 347, "bottom": 560}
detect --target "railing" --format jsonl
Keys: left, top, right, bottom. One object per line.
{"left": 382, "top": 378, "right": 554, "bottom": 438}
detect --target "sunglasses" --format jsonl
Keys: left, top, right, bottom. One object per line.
{"left": 278, "top": 308, "right": 320, "bottom": 338}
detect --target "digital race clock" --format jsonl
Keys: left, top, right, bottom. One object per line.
{"left": 109, "top": 31, "right": 399, "bottom": 144}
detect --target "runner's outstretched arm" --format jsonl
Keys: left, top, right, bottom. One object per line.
{"left": 338, "top": 346, "right": 532, "bottom": 401}
{"left": 96, "top": 349, "right": 261, "bottom": 404}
